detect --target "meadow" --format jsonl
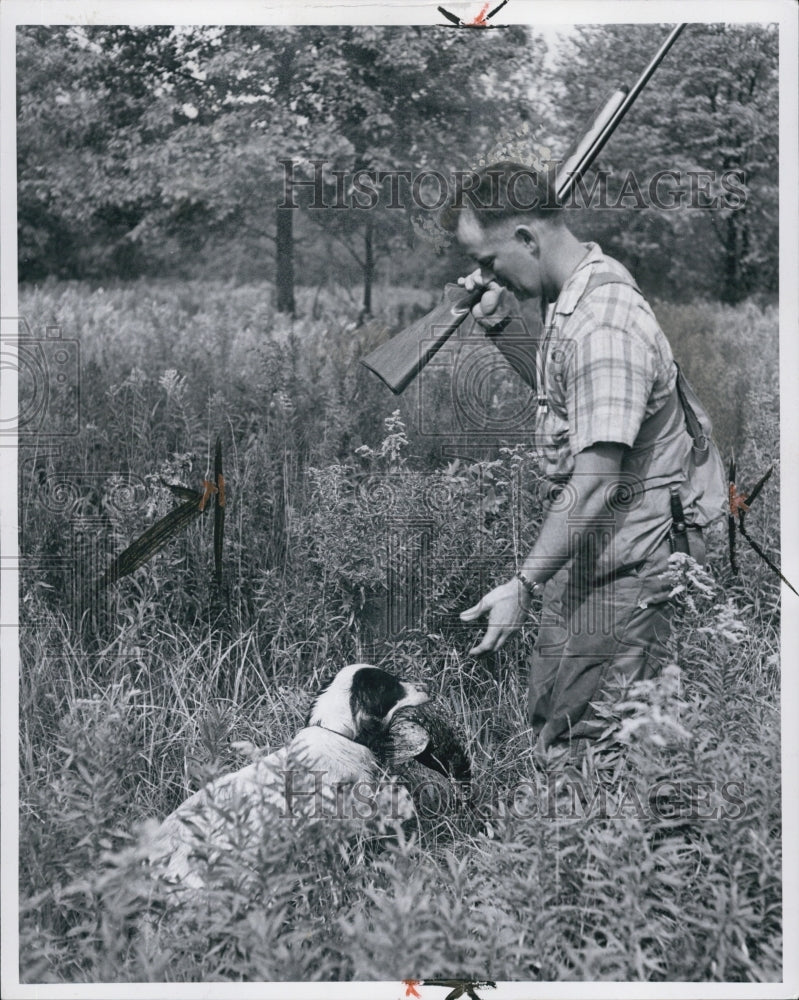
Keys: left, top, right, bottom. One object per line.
{"left": 17, "top": 279, "right": 782, "bottom": 982}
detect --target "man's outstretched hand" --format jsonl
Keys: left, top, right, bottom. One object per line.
{"left": 459, "top": 578, "right": 531, "bottom": 656}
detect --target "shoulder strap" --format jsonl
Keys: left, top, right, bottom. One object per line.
{"left": 674, "top": 363, "right": 709, "bottom": 454}
{"left": 580, "top": 270, "right": 708, "bottom": 455}
{"left": 582, "top": 270, "right": 642, "bottom": 298}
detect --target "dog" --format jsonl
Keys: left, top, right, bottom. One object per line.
{"left": 148, "top": 664, "right": 430, "bottom": 889}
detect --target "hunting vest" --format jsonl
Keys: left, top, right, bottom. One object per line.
{"left": 535, "top": 268, "right": 727, "bottom": 575}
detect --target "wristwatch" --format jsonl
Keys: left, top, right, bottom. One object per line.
{"left": 515, "top": 570, "right": 541, "bottom": 599}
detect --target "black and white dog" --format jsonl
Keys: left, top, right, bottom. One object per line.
{"left": 149, "top": 664, "right": 430, "bottom": 888}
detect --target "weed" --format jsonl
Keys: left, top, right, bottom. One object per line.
{"left": 17, "top": 281, "right": 782, "bottom": 982}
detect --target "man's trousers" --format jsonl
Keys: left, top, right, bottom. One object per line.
{"left": 528, "top": 530, "right": 704, "bottom": 752}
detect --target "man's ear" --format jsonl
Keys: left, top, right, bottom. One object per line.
{"left": 514, "top": 224, "right": 539, "bottom": 255}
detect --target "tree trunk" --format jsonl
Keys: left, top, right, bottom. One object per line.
{"left": 275, "top": 206, "right": 295, "bottom": 316}
{"left": 721, "top": 214, "right": 742, "bottom": 304}
{"left": 275, "top": 44, "right": 296, "bottom": 316}
{"left": 362, "top": 214, "right": 375, "bottom": 319}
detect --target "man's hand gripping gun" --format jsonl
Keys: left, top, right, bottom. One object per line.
{"left": 359, "top": 23, "right": 686, "bottom": 395}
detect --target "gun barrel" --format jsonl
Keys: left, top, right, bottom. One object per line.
{"left": 360, "top": 23, "right": 687, "bottom": 395}
{"left": 555, "top": 88, "right": 628, "bottom": 199}
{"left": 558, "top": 22, "right": 686, "bottom": 197}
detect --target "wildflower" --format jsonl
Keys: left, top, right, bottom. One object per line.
{"left": 158, "top": 368, "right": 187, "bottom": 401}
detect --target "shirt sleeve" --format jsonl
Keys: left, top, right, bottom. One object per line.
{"left": 565, "top": 324, "right": 657, "bottom": 455}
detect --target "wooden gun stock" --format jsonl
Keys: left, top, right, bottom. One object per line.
{"left": 360, "top": 23, "right": 686, "bottom": 395}
{"left": 360, "top": 284, "right": 481, "bottom": 394}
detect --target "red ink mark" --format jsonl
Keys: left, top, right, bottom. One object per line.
{"left": 217, "top": 473, "right": 226, "bottom": 508}
{"left": 729, "top": 483, "right": 750, "bottom": 517}
{"left": 403, "top": 981, "right": 423, "bottom": 999}
{"left": 469, "top": 3, "right": 490, "bottom": 26}
{"left": 199, "top": 479, "right": 218, "bottom": 511}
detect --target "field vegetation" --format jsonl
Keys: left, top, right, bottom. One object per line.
{"left": 16, "top": 279, "right": 782, "bottom": 983}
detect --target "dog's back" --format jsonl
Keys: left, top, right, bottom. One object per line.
{"left": 149, "top": 726, "right": 409, "bottom": 888}
{"left": 148, "top": 664, "right": 429, "bottom": 889}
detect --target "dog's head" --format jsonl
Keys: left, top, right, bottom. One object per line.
{"left": 307, "top": 664, "right": 428, "bottom": 745}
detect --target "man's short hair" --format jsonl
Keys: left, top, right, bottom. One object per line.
{"left": 440, "top": 160, "right": 562, "bottom": 233}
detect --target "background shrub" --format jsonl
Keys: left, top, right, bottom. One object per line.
{"left": 17, "top": 280, "right": 782, "bottom": 982}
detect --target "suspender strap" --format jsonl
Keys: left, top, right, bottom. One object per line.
{"left": 582, "top": 270, "right": 642, "bottom": 298}
{"left": 674, "top": 362, "right": 709, "bottom": 454}
{"left": 580, "top": 271, "right": 708, "bottom": 456}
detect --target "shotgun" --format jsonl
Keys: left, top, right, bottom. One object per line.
{"left": 360, "top": 23, "right": 686, "bottom": 395}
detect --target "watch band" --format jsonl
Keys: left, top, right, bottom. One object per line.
{"left": 515, "top": 570, "right": 540, "bottom": 599}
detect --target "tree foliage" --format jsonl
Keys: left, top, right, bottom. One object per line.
{"left": 552, "top": 23, "right": 778, "bottom": 301}
{"left": 16, "top": 23, "right": 777, "bottom": 302}
{"left": 16, "top": 24, "right": 540, "bottom": 303}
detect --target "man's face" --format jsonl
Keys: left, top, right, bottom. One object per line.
{"left": 456, "top": 210, "right": 543, "bottom": 300}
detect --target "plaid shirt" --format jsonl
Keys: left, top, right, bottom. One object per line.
{"left": 534, "top": 243, "right": 677, "bottom": 480}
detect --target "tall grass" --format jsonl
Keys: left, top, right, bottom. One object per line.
{"left": 17, "top": 279, "right": 782, "bottom": 982}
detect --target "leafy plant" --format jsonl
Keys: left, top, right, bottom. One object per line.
{"left": 17, "top": 282, "right": 782, "bottom": 983}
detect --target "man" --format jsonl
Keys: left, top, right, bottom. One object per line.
{"left": 442, "top": 162, "right": 726, "bottom": 759}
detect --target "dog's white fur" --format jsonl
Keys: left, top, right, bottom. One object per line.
{"left": 149, "top": 664, "right": 428, "bottom": 889}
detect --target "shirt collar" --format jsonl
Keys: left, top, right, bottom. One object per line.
{"left": 550, "top": 242, "right": 605, "bottom": 317}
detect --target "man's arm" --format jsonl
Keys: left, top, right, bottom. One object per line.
{"left": 458, "top": 268, "right": 539, "bottom": 387}
{"left": 460, "top": 442, "right": 625, "bottom": 656}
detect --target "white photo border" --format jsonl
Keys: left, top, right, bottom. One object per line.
{"left": 1, "top": 2, "right": 796, "bottom": 998}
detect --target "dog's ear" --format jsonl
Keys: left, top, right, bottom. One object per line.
{"left": 349, "top": 667, "right": 407, "bottom": 727}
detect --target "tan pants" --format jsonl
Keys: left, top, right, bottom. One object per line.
{"left": 528, "top": 529, "right": 704, "bottom": 753}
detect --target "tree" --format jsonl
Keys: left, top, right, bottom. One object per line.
{"left": 551, "top": 23, "right": 778, "bottom": 301}
{"left": 17, "top": 25, "right": 223, "bottom": 280}
{"left": 292, "top": 25, "right": 541, "bottom": 316}
{"left": 16, "top": 24, "right": 546, "bottom": 310}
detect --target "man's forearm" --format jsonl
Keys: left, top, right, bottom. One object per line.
{"left": 518, "top": 444, "right": 626, "bottom": 589}
{"left": 458, "top": 444, "right": 625, "bottom": 656}
{"left": 518, "top": 487, "right": 609, "bottom": 588}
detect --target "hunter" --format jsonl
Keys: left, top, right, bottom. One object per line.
{"left": 442, "top": 161, "right": 726, "bottom": 761}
